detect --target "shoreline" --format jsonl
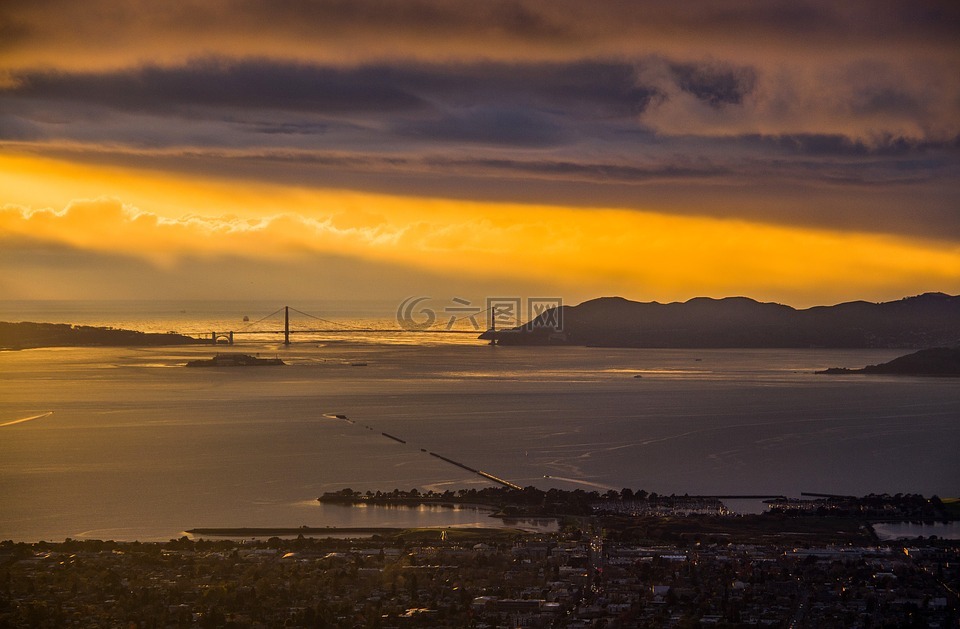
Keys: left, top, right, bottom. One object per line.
{"left": 186, "top": 527, "right": 404, "bottom": 537}
{"left": 184, "top": 525, "right": 531, "bottom": 539}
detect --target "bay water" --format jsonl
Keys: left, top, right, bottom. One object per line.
{"left": 1, "top": 301, "right": 957, "bottom": 541}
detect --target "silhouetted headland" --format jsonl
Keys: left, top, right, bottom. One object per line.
{"left": 0, "top": 321, "right": 205, "bottom": 350}
{"left": 481, "top": 292, "right": 960, "bottom": 348}
{"left": 817, "top": 347, "right": 960, "bottom": 377}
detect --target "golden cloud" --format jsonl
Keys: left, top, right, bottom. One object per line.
{"left": 3, "top": 187, "right": 959, "bottom": 306}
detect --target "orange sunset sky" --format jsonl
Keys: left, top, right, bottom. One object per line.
{"left": 1, "top": 1, "right": 958, "bottom": 306}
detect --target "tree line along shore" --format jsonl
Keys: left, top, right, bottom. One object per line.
{"left": 317, "top": 487, "right": 960, "bottom": 522}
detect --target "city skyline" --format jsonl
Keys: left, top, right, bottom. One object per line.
{"left": 2, "top": 1, "right": 959, "bottom": 306}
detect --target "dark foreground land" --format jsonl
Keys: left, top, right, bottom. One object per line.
{"left": 4, "top": 490, "right": 960, "bottom": 628}
{"left": 2, "top": 515, "right": 958, "bottom": 629}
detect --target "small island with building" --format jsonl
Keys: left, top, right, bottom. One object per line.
{"left": 185, "top": 353, "right": 285, "bottom": 367}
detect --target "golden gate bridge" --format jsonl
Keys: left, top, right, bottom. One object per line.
{"left": 192, "top": 305, "right": 502, "bottom": 345}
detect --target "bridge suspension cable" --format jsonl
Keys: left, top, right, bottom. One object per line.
{"left": 199, "top": 303, "right": 503, "bottom": 345}
{"left": 233, "top": 307, "right": 286, "bottom": 333}
{"left": 287, "top": 307, "right": 372, "bottom": 331}
{"left": 290, "top": 304, "right": 498, "bottom": 331}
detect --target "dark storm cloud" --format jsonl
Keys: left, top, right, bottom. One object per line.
{"left": 3, "top": 60, "right": 427, "bottom": 114}
{"left": 19, "top": 0, "right": 947, "bottom": 59}
{"left": 747, "top": 134, "right": 960, "bottom": 158}
{"left": 77, "top": 148, "right": 727, "bottom": 185}
{"left": 0, "top": 14, "right": 30, "bottom": 51}
{"left": 238, "top": 0, "right": 570, "bottom": 42}
{"left": 425, "top": 157, "right": 731, "bottom": 184}
{"left": 244, "top": 149, "right": 953, "bottom": 191}
{"left": 1, "top": 58, "right": 658, "bottom": 120}
{"left": 3, "top": 54, "right": 954, "bottom": 154}
{"left": 852, "top": 87, "right": 922, "bottom": 117}
{"left": 52, "top": 142, "right": 936, "bottom": 191}
{"left": 0, "top": 112, "right": 39, "bottom": 141}
{"left": 396, "top": 108, "right": 567, "bottom": 147}
{"left": 246, "top": 121, "right": 332, "bottom": 136}
{"left": 402, "top": 60, "right": 660, "bottom": 116}
{"left": 541, "top": 62, "right": 660, "bottom": 116}
{"left": 669, "top": 63, "right": 756, "bottom": 108}
{"left": 0, "top": 58, "right": 665, "bottom": 150}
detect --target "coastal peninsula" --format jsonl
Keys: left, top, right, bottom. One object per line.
{"left": 0, "top": 321, "right": 205, "bottom": 350}
{"left": 318, "top": 486, "right": 960, "bottom": 523}
{"left": 818, "top": 347, "right": 960, "bottom": 376}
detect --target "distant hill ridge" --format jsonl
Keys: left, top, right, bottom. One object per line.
{"left": 483, "top": 292, "right": 960, "bottom": 348}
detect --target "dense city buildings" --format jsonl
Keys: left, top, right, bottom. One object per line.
{"left": 2, "top": 523, "right": 957, "bottom": 628}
